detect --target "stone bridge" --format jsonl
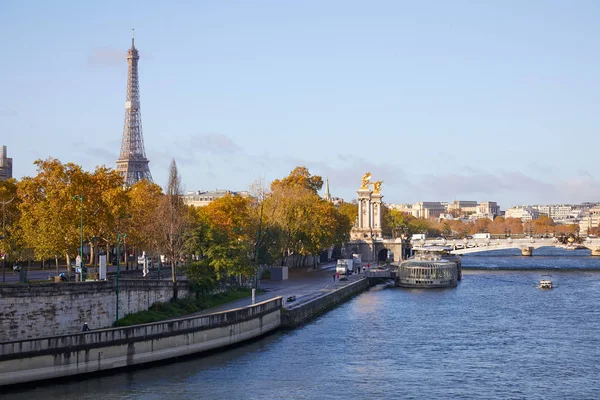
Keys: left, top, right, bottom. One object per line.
{"left": 344, "top": 238, "right": 405, "bottom": 263}
{"left": 415, "top": 237, "right": 600, "bottom": 256}
{"left": 344, "top": 237, "right": 600, "bottom": 262}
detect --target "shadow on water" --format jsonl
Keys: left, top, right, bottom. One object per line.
{"left": 3, "top": 331, "right": 287, "bottom": 400}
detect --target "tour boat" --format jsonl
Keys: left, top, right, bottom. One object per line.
{"left": 396, "top": 248, "right": 459, "bottom": 288}
{"left": 539, "top": 275, "right": 553, "bottom": 289}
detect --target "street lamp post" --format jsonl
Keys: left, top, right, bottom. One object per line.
{"left": 0, "top": 234, "right": 4, "bottom": 284}
{"left": 73, "top": 195, "right": 84, "bottom": 267}
{"left": 115, "top": 232, "right": 127, "bottom": 327}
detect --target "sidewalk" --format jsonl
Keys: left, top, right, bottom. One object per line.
{"left": 195, "top": 262, "right": 367, "bottom": 315}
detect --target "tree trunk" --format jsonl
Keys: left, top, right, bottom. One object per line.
{"left": 171, "top": 252, "right": 176, "bottom": 283}
{"left": 66, "top": 254, "right": 71, "bottom": 278}
{"left": 55, "top": 256, "right": 59, "bottom": 276}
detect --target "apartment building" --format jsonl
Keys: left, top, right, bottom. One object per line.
{"left": 505, "top": 206, "right": 540, "bottom": 221}
{"left": 182, "top": 190, "right": 249, "bottom": 207}
{"left": 0, "top": 146, "right": 12, "bottom": 181}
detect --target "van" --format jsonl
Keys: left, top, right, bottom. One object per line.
{"left": 412, "top": 234, "right": 426, "bottom": 241}
{"left": 336, "top": 259, "right": 353, "bottom": 278}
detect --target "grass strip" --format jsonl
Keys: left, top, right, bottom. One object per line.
{"left": 116, "top": 288, "right": 262, "bottom": 327}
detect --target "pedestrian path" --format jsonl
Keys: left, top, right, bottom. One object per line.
{"left": 195, "top": 263, "right": 367, "bottom": 315}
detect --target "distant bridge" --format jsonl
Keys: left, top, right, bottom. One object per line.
{"left": 415, "top": 237, "right": 600, "bottom": 256}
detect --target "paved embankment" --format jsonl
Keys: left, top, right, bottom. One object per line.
{"left": 197, "top": 263, "right": 370, "bottom": 314}
{"left": 280, "top": 277, "right": 371, "bottom": 327}
{"left": 0, "top": 297, "right": 281, "bottom": 387}
{"left": 0, "top": 264, "right": 378, "bottom": 387}
{"left": 197, "top": 263, "right": 374, "bottom": 327}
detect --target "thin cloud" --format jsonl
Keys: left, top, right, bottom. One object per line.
{"left": 83, "top": 147, "right": 117, "bottom": 164}
{"left": 412, "top": 171, "right": 600, "bottom": 206}
{"left": 187, "top": 133, "right": 241, "bottom": 154}
{"left": 88, "top": 48, "right": 126, "bottom": 67}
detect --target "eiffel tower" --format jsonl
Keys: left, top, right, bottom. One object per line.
{"left": 116, "top": 29, "right": 153, "bottom": 185}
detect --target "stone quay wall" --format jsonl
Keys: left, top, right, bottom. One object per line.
{"left": 280, "top": 278, "right": 371, "bottom": 327}
{"left": 0, "top": 297, "right": 282, "bottom": 387}
{"left": 0, "top": 279, "right": 189, "bottom": 342}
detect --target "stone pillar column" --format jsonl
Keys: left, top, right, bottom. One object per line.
{"left": 521, "top": 247, "right": 533, "bottom": 256}
{"left": 371, "top": 193, "right": 383, "bottom": 239}
{"left": 355, "top": 188, "right": 372, "bottom": 238}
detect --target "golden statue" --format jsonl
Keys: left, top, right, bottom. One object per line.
{"left": 373, "top": 180, "right": 383, "bottom": 194}
{"left": 360, "top": 172, "right": 372, "bottom": 189}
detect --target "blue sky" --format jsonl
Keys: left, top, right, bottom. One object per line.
{"left": 1, "top": 0, "right": 600, "bottom": 209}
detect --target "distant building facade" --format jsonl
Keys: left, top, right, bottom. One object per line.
{"left": 412, "top": 202, "right": 446, "bottom": 219}
{"left": 387, "top": 200, "right": 501, "bottom": 220}
{"left": 182, "top": 190, "right": 249, "bottom": 207}
{"left": 387, "top": 203, "right": 413, "bottom": 214}
{"left": 448, "top": 200, "right": 478, "bottom": 215}
{"left": 505, "top": 206, "right": 540, "bottom": 221}
{"left": 0, "top": 146, "right": 12, "bottom": 181}
{"left": 579, "top": 206, "right": 600, "bottom": 235}
{"left": 478, "top": 201, "right": 500, "bottom": 217}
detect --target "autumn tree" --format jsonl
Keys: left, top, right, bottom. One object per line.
{"left": 18, "top": 159, "right": 92, "bottom": 276}
{"left": 533, "top": 215, "right": 554, "bottom": 235}
{"left": 127, "top": 179, "right": 163, "bottom": 262}
{"left": 156, "top": 159, "right": 189, "bottom": 286}
{"left": 267, "top": 167, "right": 350, "bottom": 267}
{"left": 470, "top": 218, "right": 492, "bottom": 235}
{"left": 0, "top": 178, "right": 21, "bottom": 272}
{"left": 83, "top": 166, "right": 129, "bottom": 266}
{"left": 202, "top": 193, "right": 254, "bottom": 279}
{"left": 270, "top": 166, "right": 323, "bottom": 194}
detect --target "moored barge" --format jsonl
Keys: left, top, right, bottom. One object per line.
{"left": 396, "top": 250, "right": 459, "bottom": 288}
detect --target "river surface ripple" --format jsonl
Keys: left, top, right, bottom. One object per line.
{"left": 5, "top": 249, "right": 600, "bottom": 399}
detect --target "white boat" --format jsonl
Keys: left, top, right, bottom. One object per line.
{"left": 539, "top": 275, "right": 553, "bottom": 289}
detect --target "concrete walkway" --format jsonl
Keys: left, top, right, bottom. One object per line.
{"left": 195, "top": 263, "right": 368, "bottom": 315}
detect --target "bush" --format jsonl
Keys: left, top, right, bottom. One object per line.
{"left": 261, "top": 270, "right": 271, "bottom": 280}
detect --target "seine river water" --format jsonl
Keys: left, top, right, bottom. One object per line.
{"left": 5, "top": 248, "right": 600, "bottom": 399}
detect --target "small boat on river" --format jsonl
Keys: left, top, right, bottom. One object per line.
{"left": 539, "top": 275, "right": 553, "bottom": 289}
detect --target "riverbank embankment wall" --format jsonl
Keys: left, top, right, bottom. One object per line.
{"left": 281, "top": 278, "right": 370, "bottom": 327}
{"left": 0, "top": 280, "right": 189, "bottom": 342}
{"left": 0, "top": 297, "right": 282, "bottom": 387}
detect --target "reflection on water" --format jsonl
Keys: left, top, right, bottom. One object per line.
{"left": 5, "top": 251, "right": 600, "bottom": 399}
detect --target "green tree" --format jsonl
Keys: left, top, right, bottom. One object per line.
{"left": 382, "top": 205, "right": 411, "bottom": 237}
{"left": 337, "top": 202, "right": 358, "bottom": 229}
